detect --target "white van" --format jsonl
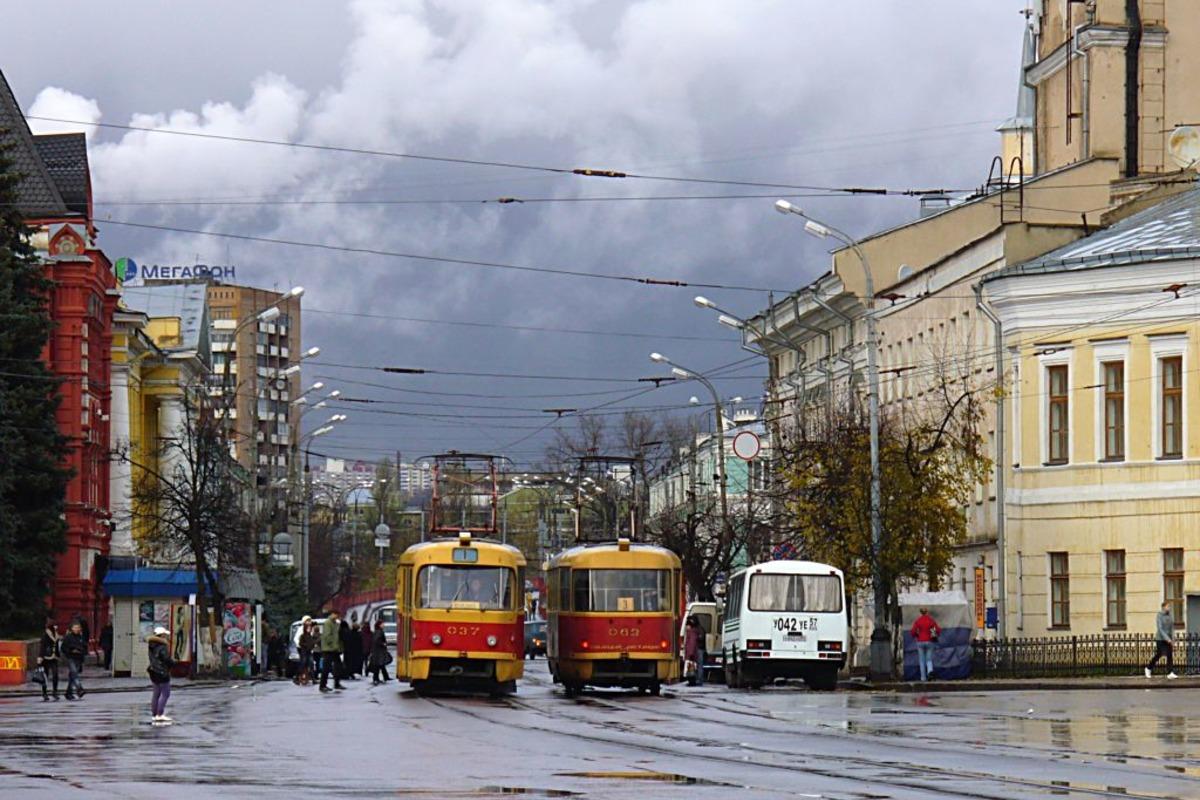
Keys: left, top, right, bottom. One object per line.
{"left": 679, "top": 601, "right": 724, "bottom": 681}
{"left": 721, "top": 560, "right": 847, "bottom": 690}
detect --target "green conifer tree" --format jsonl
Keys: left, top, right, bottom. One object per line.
{"left": 0, "top": 142, "right": 71, "bottom": 635}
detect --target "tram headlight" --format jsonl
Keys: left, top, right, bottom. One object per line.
{"left": 486, "top": 635, "right": 498, "bottom": 647}
{"left": 431, "top": 633, "right": 442, "bottom": 646}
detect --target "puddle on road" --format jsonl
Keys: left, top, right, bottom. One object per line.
{"left": 555, "top": 770, "right": 737, "bottom": 787}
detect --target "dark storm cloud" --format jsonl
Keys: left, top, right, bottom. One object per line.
{"left": 6, "top": 0, "right": 1027, "bottom": 466}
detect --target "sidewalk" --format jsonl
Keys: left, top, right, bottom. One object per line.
{"left": 845, "top": 673, "right": 1200, "bottom": 693}
{"left": 0, "top": 663, "right": 271, "bottom": 698}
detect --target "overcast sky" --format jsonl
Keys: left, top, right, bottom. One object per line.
{"left": 5, "top": 1, "right": 1028, "bottom": 468}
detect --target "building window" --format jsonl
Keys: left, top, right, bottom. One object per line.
{"left": 1163, "top": 548, "right": 1184, "bottom": 625}
{"left": 1047, "top": 365, "right": 1069, "bottom": 464}
{"left": 1104, "top": 549, "right": 1126, "bottom": 628}
{"left": 1049, "top": 552, "right": 1070, "bottom": 628}
{"left": 211, "top": 306, "right": 234, "bottom": 320}
{"left": 1102, "top": 361, "right": 1124, "bottom": 460}
{"left": 1161, "top": 356, "right": 1183, "bottom": 458}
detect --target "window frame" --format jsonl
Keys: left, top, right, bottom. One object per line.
{"left": 1150, "top": 336, "right": 1188, "bottom": 460}
{"left": 1103, "top": 549, "right": 1126, "bottom": 629}
{"left": 1046, "top": 364, "right": 1070, "bottom": 465}
{"left": 1048, "top": 551, "right": 1070, "bottom": 629}
{"left": 1161, "top": 355, "right": 1183, "bottom": 459}
{"left": 1092, "top": 346, "right": 1128, "bottom": 462}
{"left": 1163, "top": 548, "right": 1184, "bottom": 627}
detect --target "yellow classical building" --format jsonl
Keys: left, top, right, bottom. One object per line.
{"left": 109, "top": 284, "right": 211, "bottom": 558}
{"left": 983, "top": 188, "right": 1200, "bottom": 638}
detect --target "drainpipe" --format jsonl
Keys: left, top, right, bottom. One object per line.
{"left": 1070, "top": 22, "right": 1091, "bottom": 159}
{"left": 1125, "top": 0, "right": 1142, "bottom": 177}
{"left": 974, "top": 282, "right": 1006, "bottom": 640}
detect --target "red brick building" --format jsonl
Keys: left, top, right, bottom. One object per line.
{"left": 1, "top": 71, "right": 117, "bottom": 633}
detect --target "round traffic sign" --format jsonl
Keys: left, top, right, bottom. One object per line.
{"left": 732, "top": 430, "right": 761, "bottom": 461}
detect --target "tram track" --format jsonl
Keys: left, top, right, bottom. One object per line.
{"left": 417, "top": 686, "right": 1189, "bottom": 800}
{"left": 668, "top": 691, "right": 1200, "bottom": 774}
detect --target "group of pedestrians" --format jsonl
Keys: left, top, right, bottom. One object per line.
{"left": 34, "top": 617, "right": 88, "bottom": 701}
{"left": 294, "top": 611, "right": 393, "bottom": 692}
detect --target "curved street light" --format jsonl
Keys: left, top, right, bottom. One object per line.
{"left": 775, "top": 198, "right": 887, "bottom": 678}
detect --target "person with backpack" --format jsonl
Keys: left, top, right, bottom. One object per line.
{"left": 36, "top": 618, "right": 60, "bottom": 701}
{"left": 147, "top": 626, "right": 176, "bottom": 722}
{"left": 910, "top": 607, "right": 941, "bottom": 682}
{"left": 61, "top": 621, "right": 87, "bottom": 700}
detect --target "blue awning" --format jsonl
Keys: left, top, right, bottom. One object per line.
{"left": 102, "top": 568, "right": 197, "bottom": 598}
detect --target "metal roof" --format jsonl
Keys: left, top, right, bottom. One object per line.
{"left": 33, "top": 133, "right": 89, "bottom": 214}
{"left": 0, "top": 69, "right": 68, "bottom": 217}
{"left": 121, "top": 283, "right": 210, "bottom": 352}
{"left": 987, "top": 186, "right": 1200, "bottom": 280}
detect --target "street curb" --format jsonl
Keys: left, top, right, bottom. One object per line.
{"left": 841, "top": 677, "right": 1200, "bottom": 693}
{"left": 0, "top": 679, "right": 230, "bottom": 699}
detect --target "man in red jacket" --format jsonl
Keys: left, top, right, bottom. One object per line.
{"left": 910, "top": 608, "right": 941, "bottom": 682}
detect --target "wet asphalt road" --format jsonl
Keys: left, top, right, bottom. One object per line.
{"left": 1, "top": 660, "right": 1198, "bottom": 799}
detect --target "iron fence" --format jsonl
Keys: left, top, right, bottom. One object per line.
{"left": 971, "top": 633, "right": 1200, "bottom": 678}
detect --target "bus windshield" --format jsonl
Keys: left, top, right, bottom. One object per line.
{"left": 749, "top": 573, "right": 843, "bottom": 613}
{"left": 572, "top": 569, "right": 671, "bottom": 612}
{"left": 418, "top": 565, "right": 513, "bottom": 610}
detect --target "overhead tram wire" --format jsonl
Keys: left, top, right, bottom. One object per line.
{"left": 101, "top": 219, "right": 786, "bottom": 294}
{"left": 27, "top": 114, "right": 965, "bottom": 197}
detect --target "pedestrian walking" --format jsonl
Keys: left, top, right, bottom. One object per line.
{"left": 99, "top": 622, "right": 113, "bottom": 672}
{"left": 910, "top": 607, "right": 941, "bottom": 682}
{"left": 36, "top": 619, "right": 60, "bottom": 701}
{"left": 319, "top": 610, "right": 345, "bottom": 692}
{"left": 147, "top": 625, "right": 176, "bottom": 723}
{"left": 297, "top": 617, "right": 316, "bottom": 685}
{"left": 360, "top": 621, "right": 374, "bottom": 676}
{"left": 369, "top": 619, "right": 392, "bottom": 684}
{"left": 1145, "top": 601, "right": 1179, "bottom": 679}
{"left": 344, "top": 621, "right": 364, "bottom": 678}
{"left": 267, "top": 628, "right": 286, "bottom": 678}
{"left": 61, "top": 621, "right": 87, "bottom": 700}
{"left": 683, "top": 615, "right": 705, "bottom": 687}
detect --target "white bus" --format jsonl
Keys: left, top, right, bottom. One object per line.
{"left": 721, "top": 560, "right": 847, "bottom": 690}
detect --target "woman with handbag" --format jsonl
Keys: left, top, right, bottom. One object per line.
{"left": 37, "top": 618, "right": 60, "bottom": 701}
{"left": 683, "top": 615, "right": 705, "bottom": 687}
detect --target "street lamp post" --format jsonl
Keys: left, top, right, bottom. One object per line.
{"left": 298, "top": 420, "right": 339, "bottom": 593}
{"left": 775, "top": 199, "right": 889, "bottom": 679}
{"left": 649, "top": 353, "right": 731, "bottom": 549}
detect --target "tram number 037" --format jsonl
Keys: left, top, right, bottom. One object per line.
{"left": 608, "top": 626, "right": 640, "bottom": 638}
{"left": 772, "top": 617, "right": 818, "bottom": 632}
{"left": 445, "top": 625, "right": 480, "bottom": 636}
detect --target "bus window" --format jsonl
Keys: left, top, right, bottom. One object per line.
{"left": 725, "top": 574, "right": 744, "bottom": 621}
{"left": 418, "top": 565, "right": 514, "bottom": 610}
{"left": 572, "top": 569, "right": 670, "bottom": 612}
{"left": 748, "top": 574, "right": 843, "bottom": 613}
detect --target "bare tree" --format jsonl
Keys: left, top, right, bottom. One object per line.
{"left": 121, "top": 388, "right": 254, "bottom": 672}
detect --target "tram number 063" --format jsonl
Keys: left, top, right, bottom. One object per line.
{"left": 772, "top": 617, "right": 818, "bottom": 632}
{"left": 608, "top": 626, "right": 640, "bottom": 638}
{"left": 445, "top": 625, "right": 480, "bottom": 636}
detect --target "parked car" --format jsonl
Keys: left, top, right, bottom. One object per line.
{"left": 525, "top": 619, "right": 547, "bottom": 659}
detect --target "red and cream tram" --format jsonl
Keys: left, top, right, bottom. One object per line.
{"left": 395, "top": 533, "right": 526, "bottom": 694}
{"left": 545, "top": 539, "right": 682, "bottom": 696}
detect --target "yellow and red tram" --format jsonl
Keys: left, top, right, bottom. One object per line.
{"left": 395, "top": 533, "right": 526, "bottom": 694}
{"left": 545, "top": 539, "right": 682, "bottom": 696}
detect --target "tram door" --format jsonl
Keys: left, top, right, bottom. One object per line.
{"left": 399, "top": 567, "right": 412, "bottom": 662}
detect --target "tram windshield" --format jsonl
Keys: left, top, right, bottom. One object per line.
{"left": 572, "top": 569, "right": 671, "bottom": 612}
{"left": 749, "top": 573, "right": 843, "bottom": 613}
{"left": 418, "top": 565, "right": 514, "bottom": 610}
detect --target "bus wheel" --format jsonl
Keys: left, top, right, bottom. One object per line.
{"left": 805, "top": 668, "right": 839, "bottom": 692}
